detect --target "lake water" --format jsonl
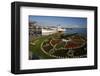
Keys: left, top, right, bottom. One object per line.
{"left": 64, "top": 28, "right": 87, "bottom": 37}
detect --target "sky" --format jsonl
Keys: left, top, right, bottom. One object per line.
{"left": 29, "top": 15, "right": 87, "bottom": 28}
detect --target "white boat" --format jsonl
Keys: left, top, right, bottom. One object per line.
{"left": 42, "top": 28, "right": 57, "bottom": 35}
{"left": 42, "top": 27, "right": 65, "bottom": 35}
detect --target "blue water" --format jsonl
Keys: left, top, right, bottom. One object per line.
{"left": 64, "top": 28, "right": 87, "bottom": 37}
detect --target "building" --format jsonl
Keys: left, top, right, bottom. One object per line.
{"left": 29, "top": 23, "right": 65, "bottom": 40}
{"left": 42, "top": 25, "right": 65, "bottom": 35}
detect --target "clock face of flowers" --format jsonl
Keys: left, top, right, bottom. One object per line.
{"left": 29, "top": 15, "right": 87, "bottom": 60}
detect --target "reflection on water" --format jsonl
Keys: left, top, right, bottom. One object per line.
{"left": 64, "top": 28, "right": 87, "bottom": 37}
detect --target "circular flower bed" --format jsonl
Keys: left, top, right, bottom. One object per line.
{"left": 41, "top": 34, "right": 86, "bottom": 58}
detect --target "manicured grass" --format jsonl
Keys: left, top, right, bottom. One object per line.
{"left": 29, "top": 35, "right": 55, "bottom": 59}
{"left": 55, "top": 42, "right": 65, "bottom": 49}
{"left": 29, "top": 33, "right": 87, "bottom": 59}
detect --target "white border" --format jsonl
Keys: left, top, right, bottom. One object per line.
{"left": 20, "top": 7, "right": 94, "bottom": 70}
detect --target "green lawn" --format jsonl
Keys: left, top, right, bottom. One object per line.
{"left": 29, "top": 35, "right": 55, "bottom": 59}
{"left": 55, "top": 42, "right": 65, "bottom": 49}
{"left": 29, "top": 33, "right": 87, "bottom": 59}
